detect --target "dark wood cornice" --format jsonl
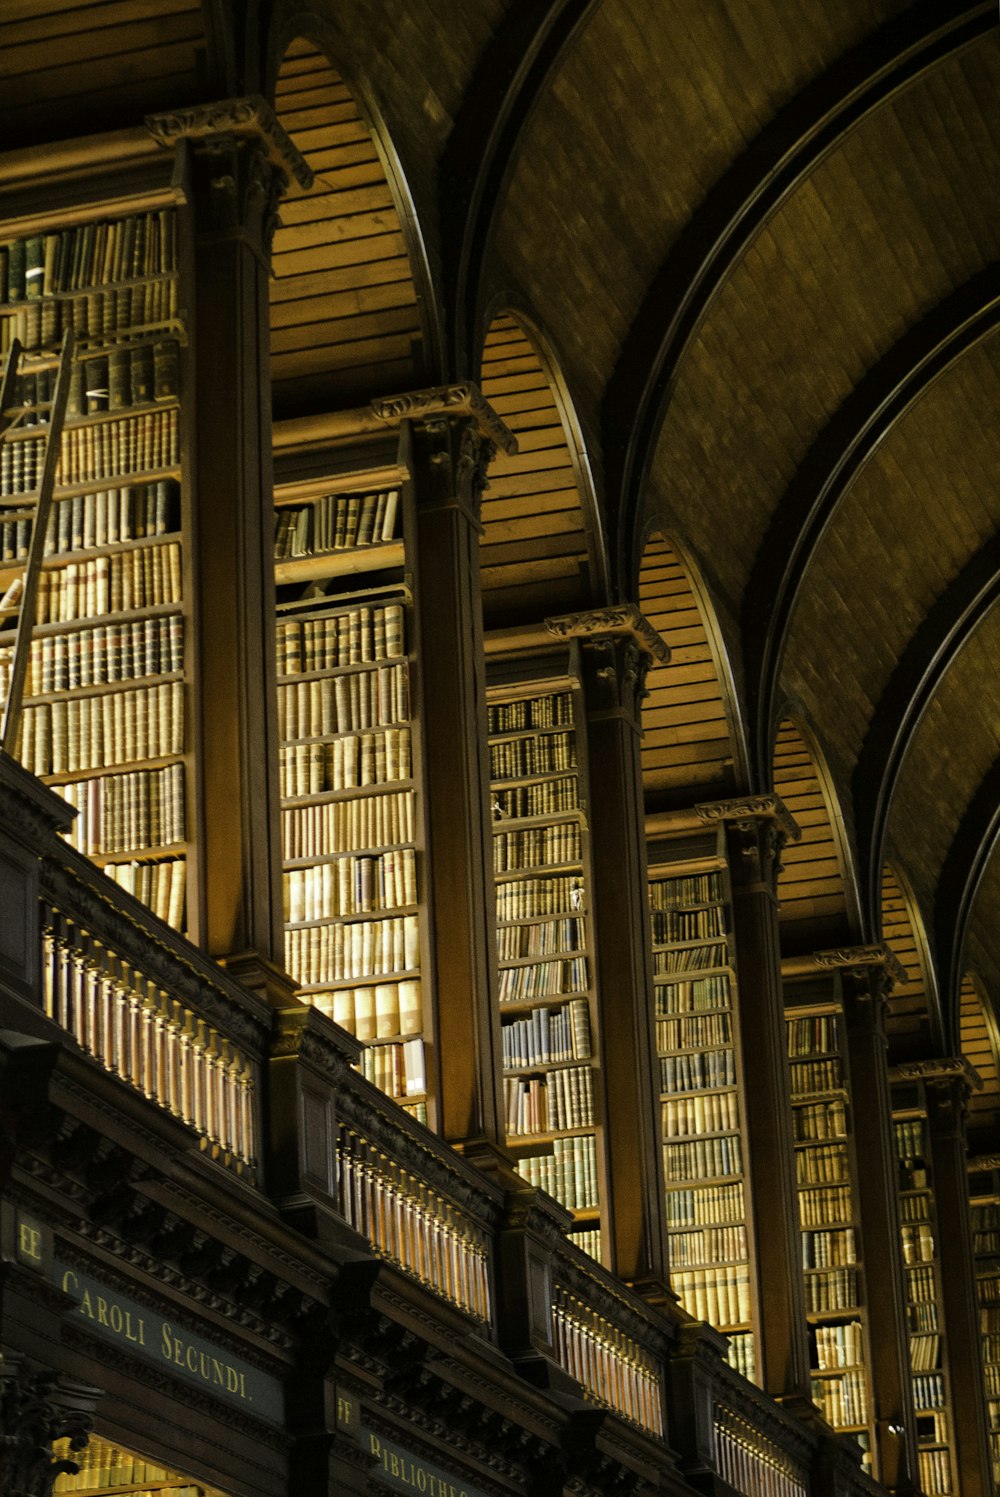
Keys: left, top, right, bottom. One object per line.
{"left": 744, "top": 266, "right": 1000, "bottom": 778}
{"left": 440, "top": 0, "right": 600, "bottom": 375}
{"left": 603, "top": 0, "right": 994, "bottom": 593}
{"left": 934, "top": 754, "right": 1000, "bottom": 1044}
{"left": 856, "top": 530, "right": 1000, "bottom": 926}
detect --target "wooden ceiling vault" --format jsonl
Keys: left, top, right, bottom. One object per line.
{"left": 3, "top": 0, "right": 1000, "bottom": 1059}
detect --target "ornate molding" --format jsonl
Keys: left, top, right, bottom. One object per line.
{"left": 145, "top": 96, "right": 312, "bottom": 190}
{"left": 502, "top": 1185, "right": 574, "bottom": 1243}
{"left": 968, "top": 1154, "right": 1000, "bottom": 1173}
{"left": 370, "top": 382, "right": 517, "bottom": 456}
{"left": 39, "top": 855, "right": 270, "bottom": 1056}
{"left": 0, "top": 754, "right": 76, "bottom": 844}
{"left": 544, "top": 605, "right": 669, "bottom": 665}
{"left": 889, "top": 1055, "right": 982, "bottom": 1090}
{"left": 0, "top": 1358, "right": 98, "bottom": 1497}
{"left": 694, "top": 793, "right": 800, "bottom": 843}
{"left": 812, "top": 942, "right": 908, "bottom": 990}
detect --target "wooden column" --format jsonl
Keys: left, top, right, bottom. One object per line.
{"left": 401, "top": 385, "right": 516, "bottom": 1152}
{"left": 147, "top": 99, "right": 309, "bottom": 975}
{"left": 924, "top": 1061, "right": 994, "bottom": 1497}
{"left": 703, "top": 796, "right": 812, "bottom": 1401}
{"left": 837, "top": 951, "right": 918, "bottom": 1494}
{"left": 546, "top": 606, "right": 670, "bottom": 1295}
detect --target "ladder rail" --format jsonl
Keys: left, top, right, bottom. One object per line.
{"left": 1, "top": 327, "right": 76, "bottom": 754}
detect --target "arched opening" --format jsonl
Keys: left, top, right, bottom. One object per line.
{"left": 270, "top": 37, "right": 435, "bottom": 415}
{"left": 879, "top": 862, "right": 942, "bottom": 1061}
{"left": 637, "top": 531, "right": 745, "bottom": 805}
{"left": 478, "top": 311, "right": 604, "bottom": 624}
{"left": 772, "top": 717, "right": 859, "bottom": 954}
{"left": 959, "top": 972, "right": 1000, "bottom": 1150}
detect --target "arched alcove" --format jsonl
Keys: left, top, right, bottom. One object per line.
{"left": 879, "top": 862, "right": 942, "bottom": 1061}
{"left": 478, "top": 311, "right": 604, "bottom": 624}
{"left": 772, "top": 717, "right": 859, "bottom": 954}
{"left": 637, "top": 531, "right": 745, "bottom": 805}
{"left": 959, "top": 972, "right": 1000, "bottom": 1147}
{"left": 270, "top": 37, "right": 435, "bottom": 414}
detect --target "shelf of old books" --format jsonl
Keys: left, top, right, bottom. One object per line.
{"left": 53, "top": 1433, "right": 212, "bottom": 1497}
{"left": 891, "top": 1094, "right": 956, "bottom": 1495}
{"left": 275, "top": 462, "right": 429, "bottom": 1123}
{"left": 0, "top": 210, "right": 190, "bottom": 933}
{"left": 487, "top": 660, "right": 604, "bottom": 1263}
{"left": 648, "top": 833, "right": 757, "bottom": 1384}
{"left": 785, "top": 1002, "right": 874, "bottom": 1466}
{"left": 967, "top": 1162, "right": 1000, "bottom": 1488}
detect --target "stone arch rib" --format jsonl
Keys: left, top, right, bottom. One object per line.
{"left": 603, "top": 0, "right": 992, "bottom": 578}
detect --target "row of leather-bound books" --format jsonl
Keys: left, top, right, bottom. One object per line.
{"left": 12, "top": 346, "right": 178, "bottom": 425}
{"left": 487, "top": 691, "right": 573, "bottom": 733}
{"left": 278, "top": 728, "right": 412, "bottom": 797}
{"left": 1, "top": 281, "right": 179, "bottom": 355}
{"left": 0, "top": 213, "right": 177, "bottom": 301}
{"left": 492, "top": 775, "right": 578, "bottom": 818}
{"left": 667, "top": 1223, "right": 748, "bottom": 1267}
{"left": 355, "top": 1035, "right": 426, "bottom": 1099}
{"left": 656, "top": 1011, "right": 731, "bottom": 1052}
{"left": 815, "top": 1319, "right": 864, "bottom": 1369}
{"left": 283, "top": 848, "right": 417, "bottom": 921}
{"left": 661, "top": 1088, "right": 738, "bottom": 1138}
{"left": 274, "top": 486, "right": 399, "bottom": 556}
{"left": 1, "top": 408, "right": 178, "bottom": 494}
{"left": 60, "top": 763, "right": 184, "bottom": 856}
{"left": 648, "top": 871, "right": 723, "bottom": 909}
{"left": 663, "top": 1132, "right": 742, "bottom": 1183}
{"left": 800, "top": 1226, "right": 857, "bottom": 1268}
{"left": 500, "top": 997, "right": 591, "bottom": 1067}
{"left": 15, "top": 541, "right": 182, "bottom": 623}
{"left": 18, "top": 680, "right": 184, "bottom": 776}
{"left": 504, "top": 1064, "right": 594, "bottom": 1135}
{"left": 802, "top": 1265, "right": 860, "bottom": 1312}
{"left": 516, "top": 1133, "right": 598, "bottom": 1210}
{"left": 493, "top": 821, "right": 581, "bottom": 871}
{"left": 282, "top": 788, "right": 414, "bottom": 859}
{"left": 811, "top": 1367, "right": 868, "bottom": 1428}
{"left": 495, "top": 874, "right": 585, "bottom": 921}
{"left": 671, "top": 1265, "right": 751, "bottom": 1328}
{"left": 0, "top": 617, "right": 181, "bottom": 700}
{"left": 489, "top": 730, "right": 576, "bottom": 781}
{"left": 316, "top": 978, "right": 422, "bottom": 1041}
{"left": 277, "top": 660, "right": 408, "bottom": 736}
{"left": 654, "top": 972, "right": 730, "bottom": 1013}
{"left": 496, "top": 915, "right": 586, "bottom": 960}
{"left": 0, "top": 480, "right": 176, "bottom": 560}
{"left": 284, "top": 916, "right": 419, "bottom": 989}
{"left": 497, "top": 956, "right": 588, "bottom": 1004}
{"left": 665, "top": 1180, "right": 745, "bottom": 1228}
{"left": 659, "top": 1047, "right": 735, "bottom": 1092}
{"left": 276, "top": 602, "right": 405, "bottom": 672}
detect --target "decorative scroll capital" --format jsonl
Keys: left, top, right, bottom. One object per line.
{"left": 889, "top": 1054, "right": 981, "bottom": 1091}
{"left": 813, "top": 942, "right": 908, "bottom": 993}
{"left": 0, "top": 1358, "right": 98, "bottom": 1497}
{"left": 968, "top": 1153, "right": 1000, "bottom": 1173}
{"left": 694, "top": 793, "right": 800, "bottom": 843}
{"left": 544, "top": 605, "right": 669, "bottom": 665}
{"left": 146, "top": 95, "right": 312, "bottom": 190}
{"left": 370, "top": 382, "right": 517, "bottom": 456}
{"left": 271, "top": 1003, "right": 363, "bottom": 1069}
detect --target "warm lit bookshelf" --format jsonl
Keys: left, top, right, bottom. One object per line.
{"left": 0, "top": 210, "right": 189, "bottom": 932}
{"left": 785, "top": 995, "right": 875, "bottom": 1466}
{"left": 968, "top": 1161, "right": 1000, "bottom": 1488}
{"left": 53, "top": 1433, "right": 208, "bottom": 1497}
{"left": 274, "top": 458, "right": 429, "bottom": 1122}
{"left": 647, "top": 830, "right": 757, "bottom": 1383}
{"left": 891, "top": 1091, "right": 956, "bottom": 1495}
{"left": 487, "top": 655, "right": 604, "bottom": 1260}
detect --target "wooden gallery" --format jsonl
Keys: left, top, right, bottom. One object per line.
{"left": 1, "top": 3, "right": 999, "bottom": 1496}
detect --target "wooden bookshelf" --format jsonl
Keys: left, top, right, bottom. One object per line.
{"left": 487, "top": 663, "right": 604, "bottom": 1261}
{"left": 648, "top": 832, "right": 757, "bottom": 1384}
{"left": 0, "top": 210, "right": 189, "bottom": 933}
{"left": 785, "top": 1001, "right": 875, "bottom": 1467}
{"left": 890, "top": 1094, "right": 957, "bottom": 1495}
{"left": 968, "top": 1162, "right": 1000, "bottom": 1489}
{"left": 275, "top": 462, "right": 430, "bottom": 1123}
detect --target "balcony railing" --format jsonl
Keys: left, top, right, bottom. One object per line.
{"left": 550, "top": 1236, "right": 667, "bottom": 1437}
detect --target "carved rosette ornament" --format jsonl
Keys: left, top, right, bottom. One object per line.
{"left": 0, "top": 1358, "right": 98, "bottom": 1497}
{"left": 145, "top": 97, "right": 311, "bottom": 255}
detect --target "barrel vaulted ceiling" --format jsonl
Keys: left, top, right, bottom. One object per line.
{"left": 2, "top": 0, "right": 1000, "bottom": 1062}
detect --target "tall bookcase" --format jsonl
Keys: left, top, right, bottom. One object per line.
{"left": 968, "top": 1162, "right": 1000, "bottom": 1488}
{"left": 487, "top": 651, "right": 604, "bottom": 1261}
{"left": 647, "top": 830, "right": 758, "bottom": 1383}
{"left": 274, "top": 444, "right": 431, "bottom": 1123}
{"left": 0, "top": 208, "right": 191, "bottom": 932}
{"left": 784, "top": 992, "right": 875, "bottom": 1466}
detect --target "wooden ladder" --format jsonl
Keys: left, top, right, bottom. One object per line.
{"left": 0, "top": 326, "right": 75, "bottom": 755}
